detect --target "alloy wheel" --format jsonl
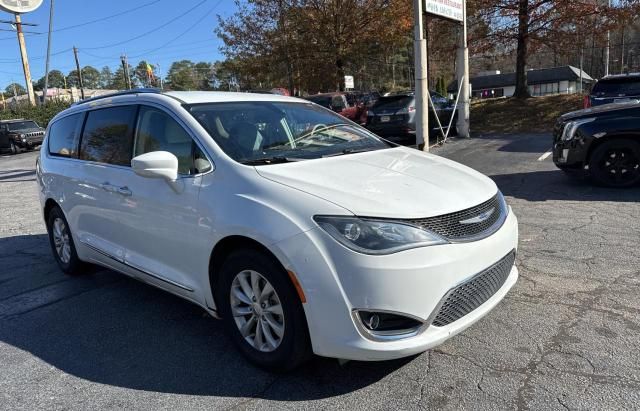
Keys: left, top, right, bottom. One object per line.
{"left": 52, "top": 217, "right": 72, "bottom": 264}
{"left": 600, "top": 148, "right": 640, "bottom": 185}
{"left": 230, "top": 270, "right": 285, "bottom": 352}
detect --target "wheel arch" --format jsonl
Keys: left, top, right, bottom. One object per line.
{"left": 208, "top": 235, "right": 301, "bottom": 313}
{"left": 43, "top": 198, "right": 60, "bottom": 224}
{"left": 586, "top": 134, "right": 640, "bottom": 165}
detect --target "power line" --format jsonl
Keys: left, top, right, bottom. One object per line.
{"left": 128, "top": 0, "right": 222, "bottom": 59}
{"left": 0, "top": 1, "right": 163, "bottom": 42}
{"left": 53, "top": 0, "right": 163, "bottom": 33}
{"left": 81, "top": 0, "right": 208, "bottom": 51}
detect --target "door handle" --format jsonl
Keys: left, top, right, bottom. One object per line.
{"left": 100, "top": 182, "right": 132, "bottom": 196}
{"left": 100, "top": 182, "right": 117, "bottom": 192}
{"left": 116, "top": 186, "right": 132, "bottom": 197}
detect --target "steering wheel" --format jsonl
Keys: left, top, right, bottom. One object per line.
{"left": 311, "top": 123, "right": 328, "bottom": 136}
{"left": 284, "top": 123, "right": 329, "bottom": 148}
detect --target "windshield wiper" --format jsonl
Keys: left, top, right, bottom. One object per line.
{"left": 322, "top": 147, "right": 386, "bottom": 158}
{"left": 240, "top": 156, "right": 308, "bottom": 165}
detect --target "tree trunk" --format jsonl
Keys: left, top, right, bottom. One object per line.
{"left": 514, "top": 0, "right": 530, "bottom": 98}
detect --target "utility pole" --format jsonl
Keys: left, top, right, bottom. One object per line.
{"left": 73, "top": 47, "right": 85, "bottom": 100}
{"left": 43, "top": 0, "right": 54, "bottom": 104}
{"left": 604, "top": 0, "right": 611, "bottom": 77}
{"left": 621, "top": 27, "right": 625, "bottom": 74}
{"left": 413, "top": 0, "right": 429, "bottom": 151}
{"left": 121, "top": 55, "right": 132, "bottom": 89}
{"left": 579, "top": 48, "right": 584, "bottom": 94}
{"left": 456, "top": 0, "right": 470, "bottom": 138}
{"left": 156, "top": 63, "right": 163, "bottom": 90}
{"left": 14, "top": 14, "right": 36, "bottom": 106}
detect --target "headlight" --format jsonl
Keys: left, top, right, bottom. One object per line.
{"left": 314, "top": 216, "right": 447, "bottom": 255}
{"left": 561, "top": 118, "right": 595, "bottom": 141}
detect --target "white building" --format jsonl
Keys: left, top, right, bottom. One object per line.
{"left": 448, "top": 66, "right": 594, "bottom": 99}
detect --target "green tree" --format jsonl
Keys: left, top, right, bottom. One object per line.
{"left": 133, "top": 60, "right": 159, "bottom": 88}
{"left": 166, "top": 60, "right": 197, "bottom": 91}
{"left": 82, "top": 66, "right": 101, "bottom": 89}
{"left": 33, "top": 70, "right": 66, "bottom": 90}
{"left": 108, "top": 65, "right": 136, "bottom": 90}
{"left": 211, "top": 60, "right": 240, "bottom": 91}
{"left": 99, "top": 66, "right": 114, "bottom": 89}
{"left": 5, "top": 83, "right": 26, "bottom": 96}
{"left": 66, "top": 69, "right": 80, "bottom": 88}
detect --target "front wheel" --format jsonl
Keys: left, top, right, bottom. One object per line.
{"left": 589, "top": 139, "right": 640, "bottom": 188}
{"left": 217, "top": 249, "right": 310, "bottom": 371}
{"left": 10, "top": 141, "right": 19, "bottom": 154}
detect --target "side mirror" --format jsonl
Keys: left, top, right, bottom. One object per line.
{"left": 132, "top": 151, "right": 179, "bottom": 181}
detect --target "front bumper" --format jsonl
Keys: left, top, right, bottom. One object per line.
{"left": 552, "top": 139, "right": 588, "bottom": 169}
{"left": 275, "top": 209, "right": 519, "bottom": 361}
{"left": 15, "top": 137, "right": 44, "bottom": 149}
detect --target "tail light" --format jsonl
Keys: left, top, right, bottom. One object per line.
{"left": 408, "top": 106, "right": 416, "bottom": 112}
{"left": 583, "top": 95, "right": 591, "bottom": 109}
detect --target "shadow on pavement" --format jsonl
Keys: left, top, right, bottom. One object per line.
{"left": 491, "top": 170, "right": 640, "bottom": 202}
{"left": 0, "top": 234, "right": 409, "bottom": 400}
{"left": 0, "top": 169, "right": 36, "bottom": 182}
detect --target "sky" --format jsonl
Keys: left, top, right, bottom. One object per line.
{"left": 0, "top": 0, "right": 238, "bottom": 90}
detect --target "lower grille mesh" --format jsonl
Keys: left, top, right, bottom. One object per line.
{"left": 431, "top": 251, "right": 516, "bottom": 327}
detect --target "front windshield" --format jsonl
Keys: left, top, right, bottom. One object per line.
{"left": 8, "top": 121, "right": 39, "bottom": 131}
{"left": 188, "top": 102, "right": 390, "bottom": 164}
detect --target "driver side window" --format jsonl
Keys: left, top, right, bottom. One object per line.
{"left": 134, "top": 106, "right": 211, "bottom": 175}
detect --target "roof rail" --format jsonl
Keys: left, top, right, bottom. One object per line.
{"left": 73, "top": 88, "right": 163, "bottom": 106}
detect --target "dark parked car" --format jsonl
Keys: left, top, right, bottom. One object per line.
{"left": 553, "top": 102, "right": 640, "bottom": 187}
{"left": 0, "top": 119, "right": 46, "bottom": 154}
{"left": 365, "top": 92, "right": 457, "bottom": 143}
{"left": 587, "top": 74, "right": 640, "bottom": 108}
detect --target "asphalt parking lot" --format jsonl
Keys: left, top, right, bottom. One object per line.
{"left": 1, "top": 133, "right": 639, "bottom": 410}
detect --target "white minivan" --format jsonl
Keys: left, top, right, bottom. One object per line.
{"left": 37, "top": 90, "right": 518, "bottom": 370}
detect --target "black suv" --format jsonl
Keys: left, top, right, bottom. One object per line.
{"left": 588, "top": 74, "right": 640, "bottom": 108}
{"left": 553, "top": 102, "right": 640, "bottom": 187}
{"left": 0, "top": 119, "right": 45, "bottom": 154}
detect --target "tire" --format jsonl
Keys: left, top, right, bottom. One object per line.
{"left": 10, "top": 141, "right": 19, "bottom": 155}
{"left": 46, "top": 206, "right": 87, "bottom": 275}
{"left": 217, "top": 249, "right": 311, "bottom": 371}
{"left": 588, "top": 139, "right": 640, "bottom": 188}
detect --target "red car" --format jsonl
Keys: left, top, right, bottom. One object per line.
{"left": 303, "top": 92, "right": 367, "bottom": 123}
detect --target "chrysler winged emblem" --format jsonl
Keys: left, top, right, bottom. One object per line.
{"left": 459, "top": 207, "right": 495, "bottom": 225}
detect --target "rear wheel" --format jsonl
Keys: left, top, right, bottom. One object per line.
{"left": 217, "top": 249, "right": 310, "bottom": 371}
{"left": 589, "top": 139, "right": 640, "bottom": 187}
{"left": 46, "top": 206, "right": 87, "bottom": 275}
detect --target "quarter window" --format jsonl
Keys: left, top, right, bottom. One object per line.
{"left": 134, "top": 106, "right": 211, "bottom": 175}
{"left": 79, "top": 106, "right": 137, "bottom": 166}
{"left": 48, "top": 114, "right": 83, "bottom": 158}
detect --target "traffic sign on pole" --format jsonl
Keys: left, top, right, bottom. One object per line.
{"left": 0, "top": 0, "right": 43, "bottom": 13}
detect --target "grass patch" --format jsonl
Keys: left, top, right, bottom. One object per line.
{"left": 471, "top": 94, "right": 584, "bottom": 134}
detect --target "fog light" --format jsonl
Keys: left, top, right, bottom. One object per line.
{"left": 356, "top": 310, "right": 424, "bottom": 336}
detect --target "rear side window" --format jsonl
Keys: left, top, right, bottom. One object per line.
{"left": 48, "top": 114, "right": 83, "bottom": 158}
{"left": 79, "top": 106, "right": 137, "bottom": 166}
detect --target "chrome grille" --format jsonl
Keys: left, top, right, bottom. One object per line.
{"left": 410, "top": 194, "right": 504, "bottom": 241}
{"left": 431, "top": 251, "right": 516, "bottom": 327}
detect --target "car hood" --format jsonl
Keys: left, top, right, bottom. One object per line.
{"left": 255, "top": 147, "right": 497, "bottom": 219}
{"left": 10, "top": 127, "right": 44, "bottom": 134}
{"left": 561, "top": 101, "right": 640, "bottom": 121}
